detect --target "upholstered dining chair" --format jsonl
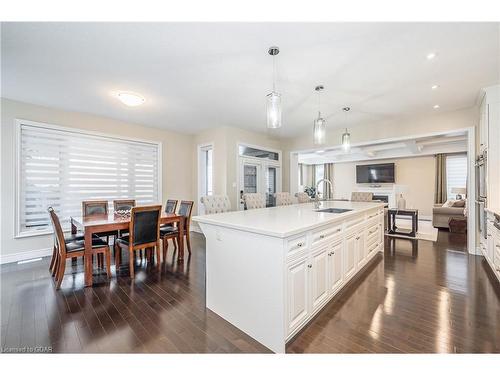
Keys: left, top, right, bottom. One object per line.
{"left": 351, "top": 192, "right": 374, "bottom": 202}
{"left": 113, "top": 199, "right": 136, "bottom": 212}
{"left": 243, "top": 193, "right": 266, "bottom": 210}
{"left": 200, "top": 195, "right": 231, "bottom": 214}
{"left": 48, "top": 207, "right": 111, "bottom": 289}
{"left": 161, "top": 200, "right": 194, "bottom": 259}
{"left": 295, "top": 192, "right": 311, "bottom": 203}
{"left": 114, "top": 205, "right": 162, "bottom": 278}
{"left": 82, "top": 200, "right": 109, "bottom": 216}
{"left": 83, "top": 200, "right": 118, "bottom": 245}
{"left": 275, "top": 192, "right": 294, "bottom": 206}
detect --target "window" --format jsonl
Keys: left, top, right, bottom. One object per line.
{"left": 238, "top": 145, "right": 279, "bottom": 161}
{"left": 446, "top": 154, "right": 467, "bottom": 199}
{"left": 199, "top": 144, "right": 213, "bottom": 197}
{"left": 315, "top": 164, "right": 324, "bottom": 196}
{"left": 17, "top": 121, "right": 161, "bottom": 236}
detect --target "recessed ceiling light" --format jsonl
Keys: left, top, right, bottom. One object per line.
{"left": 116, "top": 92, "right": 145, "bottom": 106}
{"left": 316, "top": 150, "right": 325, "bottom": 154}
{"left": 433, "top": 104, "right": 440, "bottom": 109}
{"left": 431, "top": 84, "right": 439, "bottom": 90}
{"left": 426, "top": 52, "right": 437, "bottom": 60}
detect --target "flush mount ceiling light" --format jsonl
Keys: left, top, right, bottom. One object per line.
{"left": 313, "top": 85, "right": 326, "bottom": 145}
{"left": 431, "top": 84, "right": 439, "bottom": 90}
{"left": 116, "top": 91, "right": 145, "bottom": 107}
{"left": 433, "top": 104, "right": 440, "bottom": 109}
{"left": 266, "top": 46, "right": 282, "bottom": 129}
{"left": 426, "top": 52, "right": 437, "bottom": 60}
{"left": 341, "top": 107, "right": 351, "bottom": 152}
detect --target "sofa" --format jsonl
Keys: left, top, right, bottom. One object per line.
{"left": 432, "top": 200, "right": 467, "bottom": 229}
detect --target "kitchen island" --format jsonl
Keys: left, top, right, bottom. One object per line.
{"left": 193, "top": 200, "right": 385, "bottom": 353}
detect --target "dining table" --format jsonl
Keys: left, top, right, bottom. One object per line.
{"left": 71, "top": 212, "right": 184, "bottom": 287}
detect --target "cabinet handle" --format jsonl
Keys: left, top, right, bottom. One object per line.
{"left": 297, "top": 242, "right": 304, "bottom": 247}
{"left": 496, "top": 245, "right": 500, "bottom": 248}
{"left": 487, "top": 234, "right": 492, "bottom": 237}
{"left": 332, "top": 251, "right": 335, "bottom": 255}
{"left": 328, "top": 252, "right": 332, "bottom": 256}
{"left": 336, "top": 228, "right": 341, "bottom": 233}
{"left": 319, "top": 234, "right": 325, "bottom": 239}
{"left": 307, "top": 264, "right": 312, "bottom": 268}
{"left": 356, "top": 236, "right": 360, "bottom": 240}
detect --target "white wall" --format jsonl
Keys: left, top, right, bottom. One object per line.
{"left": 0, "top": 98, "right": 194, "bottom": 263}
{"left": 333, "top": 156, "right": 436, "bottom": 217}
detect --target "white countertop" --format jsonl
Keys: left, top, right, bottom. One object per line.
{"left": 193, "top": 200, "right": 384, "bottom": 238}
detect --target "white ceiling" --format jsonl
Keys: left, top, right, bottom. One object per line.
{"left": 1, "top": 22, "right": 499, "bottom": 138}
{"left": 298, "top": 130, "right": 468, "bottom": 164}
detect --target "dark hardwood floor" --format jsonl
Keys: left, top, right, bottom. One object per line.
{"left": 1, "top": 230, "right": 499, "bottom": 353}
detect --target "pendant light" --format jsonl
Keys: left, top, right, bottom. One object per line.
{"left": 266, "top": 46, "right": 282, "bottom": 129}
{"left": 341, "top": 107, "right": 351, "bottom": 152}
{"left": 313, "top": 85, "right": 326, "bottom": 145}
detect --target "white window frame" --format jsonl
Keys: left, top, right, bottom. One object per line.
{"left": 197, "top": 142, "right": 214, "bottom": 215}
{"left": 14, "top": 119, "right": 162, "bottom": 238}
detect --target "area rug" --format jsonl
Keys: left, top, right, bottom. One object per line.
{"left": 384, "top": 218, "right": 438, "bottom": 242}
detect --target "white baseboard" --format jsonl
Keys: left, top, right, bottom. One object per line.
{"left": 1, "top": 247, "right": 52, "bottom": 265}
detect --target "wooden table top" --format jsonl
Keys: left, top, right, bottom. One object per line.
{"left": 71, "top": 212, "right": 182, "bottom": 228}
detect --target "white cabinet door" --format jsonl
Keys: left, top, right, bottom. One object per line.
{"left": 344, "top": 233, "right": 357, "bottom": 280}
{"left": 286, "top": 256, "right": 309, "bottom": 334}
{"left": 310, "top": 246, "right": 329, "bottom": 312}
{"left": 487, "top": 223, "right": 495, "bottom": 263}
{"left": 356, "top": 233, "right": 366, "bottom": 268}
{"left": 328, "top": 240, "right": 343, "bottom": 294}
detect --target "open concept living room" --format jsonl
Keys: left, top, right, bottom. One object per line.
{"left": 0, "top": 2, "right": 499, "bottom": 373}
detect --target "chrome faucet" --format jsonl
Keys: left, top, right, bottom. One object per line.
{"left": 314, "top": 178, "right": 333, "bottom": 208}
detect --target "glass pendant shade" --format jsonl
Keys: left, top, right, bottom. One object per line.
{"left": 266, "top": 91, "right": 282, "bottom": 129}
{"left": 313, "top": 114, "right": 326, "bottom": 145}
{"left": 342, "top": 128, "right": 351, "bottom": 152}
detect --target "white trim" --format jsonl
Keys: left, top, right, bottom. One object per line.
{"left": 1, "top": 247, "right": 52, "bottom": 265}
{"left": 14, "top": 118, "right": 163, "bottom": 238}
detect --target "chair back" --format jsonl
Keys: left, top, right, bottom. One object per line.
{"left": 200, "top": 195, "right": 231, "bottom": 214}
{"left": 295, "top": 192, "right": 311, "bottom": 203}
{"left": 83, "top": 200, "right": 108, "bottom": 216}
{"left": 47, "top": 207, "right": 68, "bottom": 257}
{"left": 129, "top": 205, "right": 162, "bottom": 247}
{"left": 351, "top": 192, "right": 373, "bottom": 202}
{"left": 243, "top": 193, "right": 266, "bottom": 210}
{"left": 165, "top": 199, "right": 178, "bottom": 214}
{"left": 275, "top": 192, "right": 294, "bottom": 206}
{"left": 113, "top": 199, "right": 135, "bottom": 212}
{"left": 178, "top": 200, "right": 194, "bottom": 232}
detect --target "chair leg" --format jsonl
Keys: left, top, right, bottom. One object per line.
{"left": 173, "top": 237, "right": 178, "bottom": 250}
{"left": 55, "top": 257, "right": 66, "bottom": 289}
{"left": 105, "top": 250, "right": 111, "bottom": 278}
{"left": 129, "top": 250, "right": 135, "bottom": 278}
{"left": 52, "top": 253, "right": 60, "bottom": 278}
{"left": 156, "top": 242, "right": 161, "bottom": 266}
{"left": 49, "top": 245, "right": 57, "bottom": 272}
{"left": 114, "top": 243, "right": 120, "bottom": 271}
{"left": 186, "top": 231, "right": 192, "bottom": 255}
{"left": 162, "top": 238, "right": 168, "bottom": 260}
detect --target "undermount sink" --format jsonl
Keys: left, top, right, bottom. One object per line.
{"left": 315, "top": 208, "right": 353, "bottom": 214}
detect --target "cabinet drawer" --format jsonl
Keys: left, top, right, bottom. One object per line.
{"left": 286, "top": 234, "right": 308, "bottom": 255}
{"left": 345, "top": 217, "right": 365, "bottom": 230}
{"left": 366, "top": 210, "right": 381, "bottom": 221}
{"left": 311, "top": 225, "right": 342, "bottom": 247}
{"left": 366, "top": 226, "right": 380, "bottom": 248}
{"left": 495, "top": 244, "right": 500, "bottom": 269}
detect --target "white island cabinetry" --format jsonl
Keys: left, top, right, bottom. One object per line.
{"left": 194, "top": 201, "right": 384, "bottom": 353}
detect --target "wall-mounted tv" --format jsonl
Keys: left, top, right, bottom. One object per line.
{"left": 356, "top": 163, "right": 395, "bottom": 183}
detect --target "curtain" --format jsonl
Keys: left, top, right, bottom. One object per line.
{"left": 298, "top": 163, "right": 304, "bottom": 187}
{"left": 435, "top": 154, "right": 447, "bottom": 204}
{"left": 323, "top": 163, "right": 334, "bottom": 199}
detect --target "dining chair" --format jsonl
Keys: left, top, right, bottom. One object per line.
{"left": 114, "top": 205, "right": 162, "bottom": 278}
{"left": 82, "top": 200, "right": 109, "bottom": 216}
{"left": 161, "top": 200, "right": 194, "bottom": 259}
{"left": 243, "top": 193, "right": 266, "bottom": 210}
{"left": 275, "top": 192, "right": 294, "bottom": 206}
{"left": 200, "top": 195, "right": 231, "bottom": 214}
{"left": 48, "top": 207, "right": 111, "bottom": 289}
{"left": 295, "top": 192, "right": 311, "bottom": 203}
{"left": 113, "top": 199, "right": 136, "bottom": 212}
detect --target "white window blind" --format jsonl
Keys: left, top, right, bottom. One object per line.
{"left": 446, "top": 154, "right": 467, "bottom": 199}
{"left": 18, "top": 121, "right": 160, "bottom": 236}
